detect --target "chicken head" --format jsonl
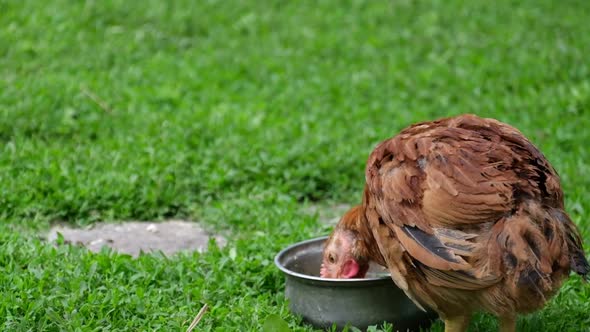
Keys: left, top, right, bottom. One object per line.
{"left": 320, "top": 228, "right": 369, "bottom": 278}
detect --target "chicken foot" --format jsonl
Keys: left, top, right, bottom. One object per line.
{"left": 444, "top": 315, "right": 471, "bottom": 332}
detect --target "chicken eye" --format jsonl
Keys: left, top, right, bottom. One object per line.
{"left": 328, "top": 253, "right": 336, "bottom": 264}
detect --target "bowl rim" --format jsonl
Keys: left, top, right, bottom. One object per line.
{"left": 274, "top": 236, "right": 391, "bottom": 284}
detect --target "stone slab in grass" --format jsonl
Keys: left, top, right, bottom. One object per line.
{"left": 47, "top": 220, "right": 226, "bottom": 257}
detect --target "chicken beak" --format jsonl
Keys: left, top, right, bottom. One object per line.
{"left": 319, "top": 263, "right": 326, "bottom": 278}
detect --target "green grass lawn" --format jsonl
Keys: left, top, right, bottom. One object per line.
{"left": 1, "top": 0, "right": 590, "bottom": 330}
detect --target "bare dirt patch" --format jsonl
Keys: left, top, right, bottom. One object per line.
{"left": 47, "top": 220, "right": 226, "bottom": 257}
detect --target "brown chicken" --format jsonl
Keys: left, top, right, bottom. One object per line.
{"left": 320, "top": 114, "right": 589, "bottom": 332}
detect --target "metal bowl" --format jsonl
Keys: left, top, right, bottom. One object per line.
{"left": 275, "top": 236, "right": 437, "bottom": 331}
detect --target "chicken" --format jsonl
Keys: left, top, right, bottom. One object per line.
{"left": 320, "top": 114, "right": 589, "bottom": 332}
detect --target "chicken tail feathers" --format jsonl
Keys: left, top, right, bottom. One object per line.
{"left": 571, "top": 250, "right": 590, "bottom": 281}
{"left": 550, "top": 208, "right": 590, "bottom": 281}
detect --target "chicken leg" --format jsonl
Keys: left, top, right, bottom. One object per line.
{"left": 499, "top": 315, "right": 516, "bottom": 332}
{"left": 444, "top": 315, "right": 471, "bottom": 332}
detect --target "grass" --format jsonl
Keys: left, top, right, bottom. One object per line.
{"left": 1, "top": 0, "right": 590, "bottom": 330}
